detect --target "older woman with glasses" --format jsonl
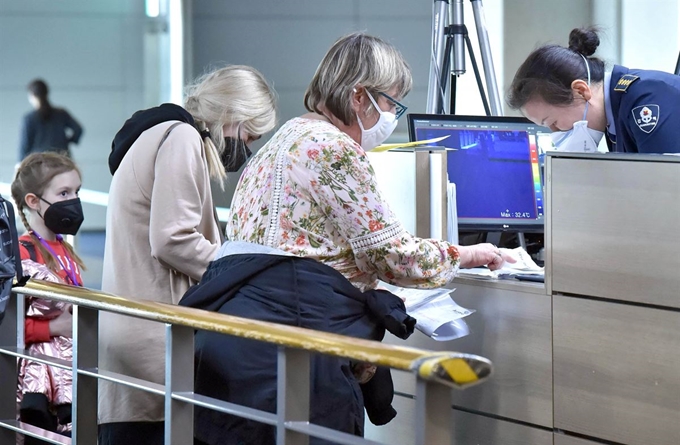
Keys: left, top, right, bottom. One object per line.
{"left": 182, "top": 32, "right": 514, "bottom": 445}
{"left": 229, "top": 32, "right": 511, "bottom": 288}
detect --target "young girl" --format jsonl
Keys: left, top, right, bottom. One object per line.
{"left": 10, "top": 152, "right": 86, "bottom": 438}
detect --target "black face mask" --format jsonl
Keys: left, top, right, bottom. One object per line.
{"left": 221, "top": 137, "right": 252, "bottom": 172}
{"left": 40, "top": 197, "right": 84, "bottom": 235}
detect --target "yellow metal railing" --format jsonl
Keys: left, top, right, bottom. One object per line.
{"left": 0, "top": 279, "right": 493, "bottom": 445}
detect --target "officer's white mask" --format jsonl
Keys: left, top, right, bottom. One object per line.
{"left": 550, "top": 103, "right": 606, "bottom": 153}
{"left": 356, "top": 90, "right": 398, "bottom": 151}
{"left": 549, "top": 54, "right": 606, "bottom": 153}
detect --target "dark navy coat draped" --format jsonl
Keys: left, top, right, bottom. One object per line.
{"left": 179, "top": 253, "right": 415, "bottom": 445}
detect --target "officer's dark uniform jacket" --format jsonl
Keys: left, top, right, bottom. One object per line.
{"left": 607, "top": 65, "right": 680, "bottom": 154}
{"left": 179, "top": 242, "right": 416, "bottom": 445}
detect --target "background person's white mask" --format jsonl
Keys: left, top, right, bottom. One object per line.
{"left": 356, "top": 91, "right": 398, "bottom": 150}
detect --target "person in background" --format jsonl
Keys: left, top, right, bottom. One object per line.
{"left": 11, "top": 152, "right": 86, "bottom": 441}
{"left": 98, "top": 65, "right": 277, "bottom": 445}
{"left": 507, "top": 27, "right": 680, "bottom": 154}
{"left": 18, "top": 79, "right": 83, "bottom": 162}
{"left": 184, "top": 32, "right": 514, "bottom": 445}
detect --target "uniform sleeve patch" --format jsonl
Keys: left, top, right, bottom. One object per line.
{"left": 614, "top": 74, "right": 640, "bottom": 92}
{"left": 631, "top": 104, "right": 659, "bottom": 133}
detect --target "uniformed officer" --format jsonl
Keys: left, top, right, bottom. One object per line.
{"left": 507, "top": 26, "right": 680, "bottom": 154}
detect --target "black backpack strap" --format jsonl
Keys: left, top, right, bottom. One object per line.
{"left": 19, "top": 240, "right": 37, "bottom": 263}
{"left": 6, "top": 201, "right": 27, "bottom": 287}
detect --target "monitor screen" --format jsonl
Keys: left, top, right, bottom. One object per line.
{"left": 408, "top": 114, "right": 552, "bottom": 232}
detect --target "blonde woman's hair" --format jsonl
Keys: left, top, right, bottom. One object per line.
{"left": 11, "top": 152, "right": 86, "bottom": 273}
{"left": 304, "top": 32, "right": 412, "bottom": 126}
{"left": 184, "top": 65, "right": 278, "bottom": 182}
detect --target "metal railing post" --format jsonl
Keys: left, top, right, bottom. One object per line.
{"left": 0, "top": 292, "right": 19, "bottom": 444}
{"left": 276, "top": 347, "right": 310, "bottom": 445}
{"left": 414, "top": 378, "right": 453, "bottom": 445}
{"left": 72, "top": 305, "right": 99, "bottom": 444}
{"left": 164, "top": 323, "right": 194, "bottom": 444}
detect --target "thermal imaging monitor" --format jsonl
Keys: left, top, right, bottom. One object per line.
{"left": 408, "top": 114, "right": 552, "bottom": 233}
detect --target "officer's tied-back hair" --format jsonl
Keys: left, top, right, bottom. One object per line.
{"left": 507, "top": 27, "right": 606, "bottom": 109}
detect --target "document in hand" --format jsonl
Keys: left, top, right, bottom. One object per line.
{"left": 457, "top": 247, "right": 544, "bottom": 280}
{"left": 499, "top": 246, "right": 543, "bottom": 272}
{"left": 389, "top": 286, "right": 475, "bottom": 341}
{"left": 497, "top": 246, "right": 544, "bottom": 278}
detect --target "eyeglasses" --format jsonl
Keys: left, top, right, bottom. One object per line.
{"left": 379, "top": 92, "right": 408, "bottom": 119}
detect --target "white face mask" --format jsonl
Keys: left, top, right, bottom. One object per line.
{"left": 550, "top": 112, "right": 606, "bottom": 153}
{"left": 356, "top": 91, "right": 398, "bottom": 150}
{"left": 549, "top": 55, "right": 607, "bottom": 153}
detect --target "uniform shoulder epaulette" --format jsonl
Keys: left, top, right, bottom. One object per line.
{"left": 613, "top": 74, "right": 640, "bottom": 93}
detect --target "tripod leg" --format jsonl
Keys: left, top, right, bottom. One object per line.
{"left": 450, "top": 73, "right": 457, "bottom": 114}
{"left": 440, "top": 35, "right": 453, "bottom": 114}
{"left": 471, "top": 0, "right": 503, "bottom": 115}
{"left": 465, "top": 35, "right": 491, "bottom": 116}
{"left": 427, "top": 0, "right": 450, "bottom": 114}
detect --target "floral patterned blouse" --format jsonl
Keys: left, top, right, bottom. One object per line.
{"left": 227, "top": 117, "right": 460, "bottom": 291}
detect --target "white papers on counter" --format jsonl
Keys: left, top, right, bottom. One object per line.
{"left": 389, "top": 286, "right": 474, "bottom": 341}
{"left": 500, "top": 246, "right": 543, "bottom": 272}
{"left": 457, "top": 246, "right": 544, "bottom": 280}
{"left": 456, "top": 268, "right": 500, "bottom": 280}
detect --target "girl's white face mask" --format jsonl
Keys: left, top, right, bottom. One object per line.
{"left": 356, "top": 91, "right": 398, "bottom": 151}
{"left": 549, "top": 54, "right": 607, "bottom": 153}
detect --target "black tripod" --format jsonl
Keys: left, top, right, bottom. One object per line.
{"left": 426, "top": 0, "right": 530, "bottom": 250}
{"left": 426, "top": 0, "right": 503, "bottom": 116}
{"left": 441, "top": 23, "right": 490, "bottom": 115}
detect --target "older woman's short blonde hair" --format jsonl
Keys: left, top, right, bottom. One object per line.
{"left": 184, "top": 65, "right": 277, "bottom": 181}
{"left": 304, "top": 32, "right": 412, "bottom": 126}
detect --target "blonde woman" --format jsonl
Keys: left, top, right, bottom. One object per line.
{"left": 98, "top": 65, "right": 277, "bottom": 445}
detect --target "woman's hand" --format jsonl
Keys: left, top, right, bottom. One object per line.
{"left": 457, "top": 244, "right": 517, "bottom": 271}
{"left": 48, "top": 305, "right": 73, "bottom": 338}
